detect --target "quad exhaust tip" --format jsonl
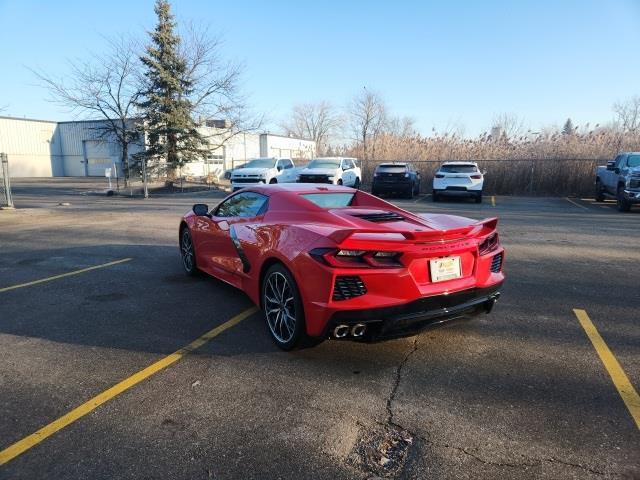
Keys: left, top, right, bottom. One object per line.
{"left": 333, "top": 325, "right": 350, "bottom": 338}
{"left": 351, "top": 324, "right": 366, "bottom": 337}
{"left": 333, "top": 323, "right": 367, "bottom": 338}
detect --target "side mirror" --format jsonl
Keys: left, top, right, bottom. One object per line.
{"left": 606, "top": 161, "right": 616, "bottom": 171}
{"left": 277, "top": 165, "right": 283, "bottom": 172}
{"left": 193, "top": 203, "right": 209, "bottom": 216}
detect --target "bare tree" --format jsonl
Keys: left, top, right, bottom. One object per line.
{"left": 280, "top": 101, "right": 342, "bottom": 154}
{"left": 179, "top": 23, "right": 262, "bottom": 155}
{"left": 32, "top": 36, "right": 142, "bottom": 186}
{"left": 347, "top": 88, "right": 388, "bottom": 164}
{"left": 385, "top": 115, "right": 417, "bottom": 138}
{"left": 490, "top": 113, "right": 527, "bottom": 141}
{"left": 613, "top": 96, "right": 640, "bottom": 134}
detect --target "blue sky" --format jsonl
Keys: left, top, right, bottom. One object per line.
{"left": 0, "top": 0, "right": 638, "bottom": 136}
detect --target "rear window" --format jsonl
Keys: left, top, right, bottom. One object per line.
{"left": 377, "top": 165, "right": 407, "bottom": 173}
{"left": 302, "top": 193, "right": 354, "bottom": 208}
{"left": 440, "top": 164, "right": 478, "bottom": 173}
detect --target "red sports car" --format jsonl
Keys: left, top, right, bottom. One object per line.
{"left": 179, "top": 184, "right": 504, "bottom": 350}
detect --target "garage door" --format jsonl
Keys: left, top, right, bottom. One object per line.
{"left": 84, "top": 140, "right": 117, "bottom": 177}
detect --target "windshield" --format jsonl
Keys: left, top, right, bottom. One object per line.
{"left": 302, "top": 193, "right": 354, "bottom": 208}
{"left": 628, "top": 155, "right": 640, "bottom": 168}
{"left": 243, "top": 158, "right": 275, "bottom": 168}
{"left": 440, "top": 165, "right": 478, "bottom": 173}
{"left": 307, "top": 159, "right": 341, "bottom": 169}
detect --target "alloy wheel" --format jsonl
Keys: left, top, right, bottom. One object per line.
{"left": 264, "top": 271, "right": 296, "bottom": 343}
{"left": 181, "top": 230, "right": 195, "bottom": 272}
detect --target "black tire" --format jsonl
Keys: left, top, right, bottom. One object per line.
{"left": 432, "top": 190, "right": 439, "bottom": 202}
{"left": 180, "top": 228, "right": 199, "bottom": 276}
{"left": 617, "top": 186, "right": 631, "bottom": 212}
{"left": 372, "top": 188, "right": 379, "bottom": 196}
{"left": 262, "top": 263, "right": 319, "bottom": 350}
{"left": 475, "top": 192, "right": 483, "bottom": 203}
{"left": 337, "top": 179, "right": 343, "bottom": 185}
{"left": 354, "top": 177, "right": 361, "bottom": 189}
{"left": 594, "top": 180, "right": 605, "bottom": 202}
{"left": 269, "top": 178, "right": 278, "bottom": 184}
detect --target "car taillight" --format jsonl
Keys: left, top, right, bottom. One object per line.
{"left": 435, "top": 174, "right": 445, "bottom": 178}
{"left": 471, "top": 174, "right": 482, "bottom": 179}
{"left": 478, "top": 233, "right": 499, "bottom": 255}
{"left": 310, "top": 248, "right": 403, "bottom": 268}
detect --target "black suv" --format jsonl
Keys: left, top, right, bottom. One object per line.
{"left": 371, "top": 162, "right": 421, "bottom": 198}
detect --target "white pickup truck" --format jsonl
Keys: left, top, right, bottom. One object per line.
{"left": 296, "top": 157, "right": 361, "bottom": 188}
{"left": 595, "top": 152, "right": 640, "bottom": 212}
{"left": 230, "top": 157, "right": 299, "bottom": 191}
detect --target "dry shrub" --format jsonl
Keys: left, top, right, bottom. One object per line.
{"left": 346, "top": 128, "right": 640, "bottom": 196}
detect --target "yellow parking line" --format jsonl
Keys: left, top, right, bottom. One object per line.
{"left": 0, "top": 258, "right": 133, "bottom": 293}
{"left": 565, "top": 197, "right": 589, "bottom": 211}
{"left": 491, "top": 195, "right": 496, "bottom": 207}
{"left": 0, "top": 306, "right": 258, "bottom": 466}
{"left": 573, "top": 309, "right": 640, "bottom": 430}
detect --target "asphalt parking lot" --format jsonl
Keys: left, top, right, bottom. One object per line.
{"left": 1, "top": 178, "right": 639, "bottom": 479}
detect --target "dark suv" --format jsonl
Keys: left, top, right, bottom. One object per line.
{"left": 371, "top": 162, "right": 421, "bottom": 198}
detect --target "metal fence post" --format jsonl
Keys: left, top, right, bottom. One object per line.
{"left": 1, "top": 153, "right": 15, "bottom": 208}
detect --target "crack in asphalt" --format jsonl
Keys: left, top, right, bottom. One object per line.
{"left": 420, "top": 438, "right": 615, "bottom": 477}
{"left": 380, "top": 336, "right": 613, "bottom": 478}
{"left": 386, "top": 337, "right": 419, "bottom": 427}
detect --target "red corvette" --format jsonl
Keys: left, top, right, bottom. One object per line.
{"left": 179, "top": 184, "right": 504, "bottom": 350}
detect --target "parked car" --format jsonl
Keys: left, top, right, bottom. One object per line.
{"left": 432, "top": 162, "right": 484, "bottom": 203}
{"left": 179, "top": 184, "right": 505, "bottom": 350}
{"left": 595, "top": 152, "right": 640, "bottom": 212}
{"left": 297, "top": 157, "right": 361, "bottom": 188}
{"left": 371, "top": 162, "right": 421, "bottom": 198}
{"left": 230, "top": 157, "right": 298, "bottom": 191}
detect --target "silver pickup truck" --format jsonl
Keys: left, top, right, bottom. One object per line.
{"left": 595, "top": 152, "right": 640, "bottom": 212}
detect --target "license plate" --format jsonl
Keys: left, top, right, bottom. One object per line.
{"left": 429, "top": 256, "right": 462, "bottom": 282}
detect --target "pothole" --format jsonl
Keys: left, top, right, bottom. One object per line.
{"left": 350, "top": 424, "right": 413, "bottom": 477}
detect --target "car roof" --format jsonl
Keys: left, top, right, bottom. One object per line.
{"left": 243, "top": 183, "right": 355, "bottom": 195}
{"left": 441, "top": 161, "right": 478, "bottom": 166}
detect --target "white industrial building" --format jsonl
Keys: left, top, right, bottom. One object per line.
{"left": 0, "top": 116, "right": 316, "bottom": 178}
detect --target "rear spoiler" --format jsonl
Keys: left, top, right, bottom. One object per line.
{"left": 328, "top": 217, "right": 498, "bottom": 244}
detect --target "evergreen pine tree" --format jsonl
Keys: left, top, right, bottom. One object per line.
{"left": 137, "top": 0, "right": 207, "bottom": 177}
{"left": 562, "top": 118, "right": 574, "bottom": 135}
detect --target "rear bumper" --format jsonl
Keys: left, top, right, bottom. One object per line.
{"left": 326, "top": 284, "right": 501, "bottom": 341}
{"left": 372, "top": 181, "right": 412, "bottom": 192}
{"left": 434, "top": 187, "right": 481, "bottom": 197}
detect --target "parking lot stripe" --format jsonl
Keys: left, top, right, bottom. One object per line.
{"left": 565, "top": 197, "right": 590, "bottom": 211}
{"left": 0, "top": 306, "right": 258, "bottom": 466}
{"left": 491, "top": 196, "right": 496, "bottom": 207}
{"left": 0, "top": 258, "right": 133, "bottom": 293}
{"left": 574, "top": 309, "right": 640, "bottom": 430}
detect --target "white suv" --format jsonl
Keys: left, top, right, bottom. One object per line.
{"left": 297, "top": 157, "right": 361, "bottom": 188}
{"left": 432, "top": 162, "right": 484, "bottom": 203}
{"left": 230, "top": 157, "right": 297, "bottom": 191}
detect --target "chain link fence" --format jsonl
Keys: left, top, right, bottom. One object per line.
{"left": 0, "top": 153, "right": 15, "bottom": 208}
{"left": 363, "top": 158, "right": 600, "bottom": 196}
